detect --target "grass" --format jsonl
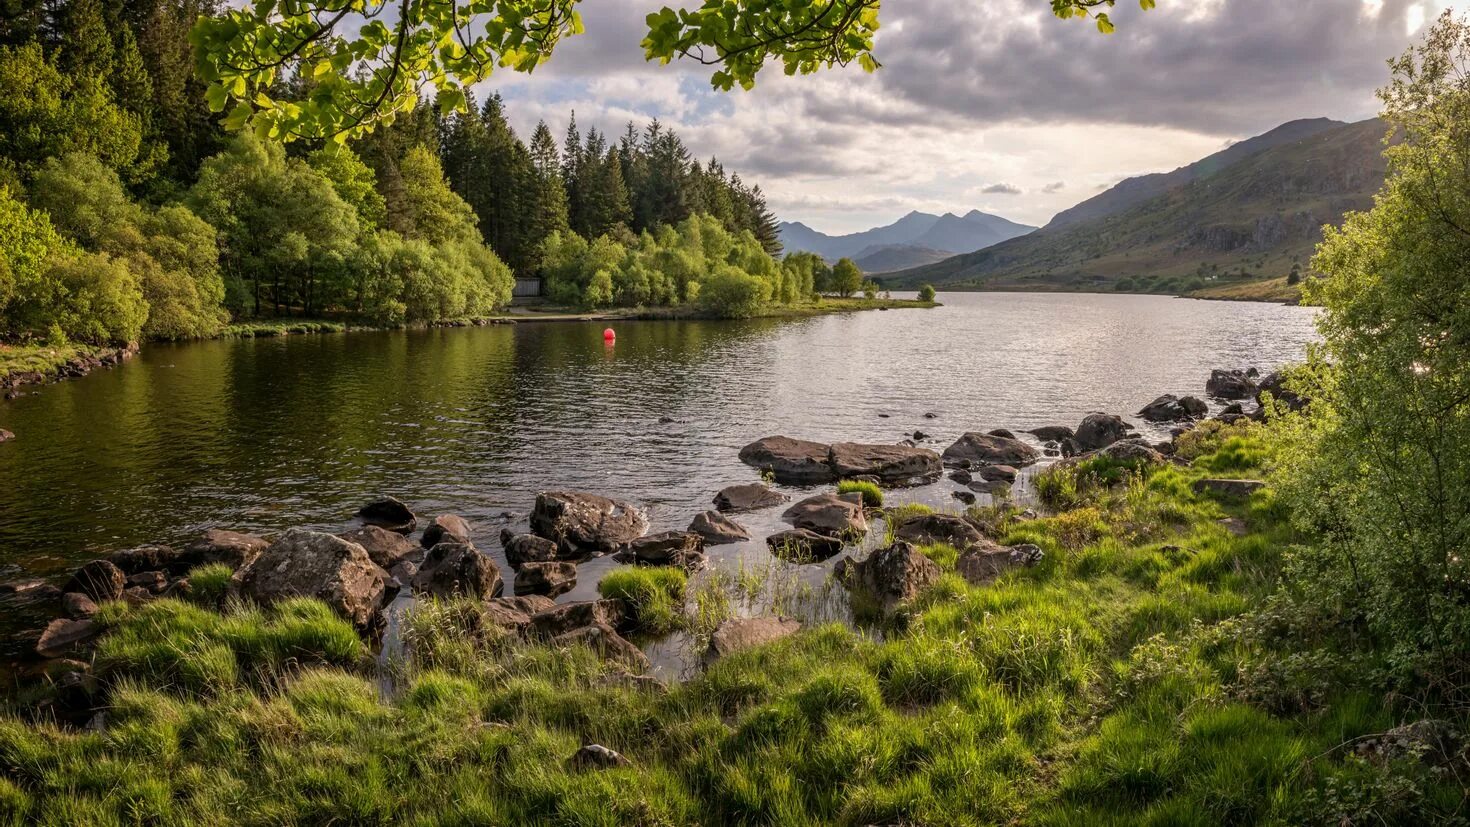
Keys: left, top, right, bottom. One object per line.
{"left": 0, "top": 341, "right": 103, "bottom": 383}
{"left": 1189, "top": 275, "right": 1306, "bottom": 304}
{"left": 1, "top": 432, "right": 1464, "bottom": 824}
{"left": 597, "top": 567, "right": 688, "bottom": 635}
{"left": 223, "top": 319, "right": 350, "bottom": 338}
{"left": 837, "top": 479, "right": 884, "bottom": 507}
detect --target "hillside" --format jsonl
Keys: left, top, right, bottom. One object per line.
{"left": 884, "top": 118, "right": 1388, "bottom": 295}
{"left": 854, "top": 243, "right": 953, "bottom": 273}
{"left": 777, "top": 209, "right": 1035, "bottom": 262}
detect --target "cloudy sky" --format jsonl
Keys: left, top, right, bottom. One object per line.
{"left": 474, "top": 0, "right": 1452, "bottom": 234}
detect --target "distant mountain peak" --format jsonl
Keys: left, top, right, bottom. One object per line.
{"left": 777, "top": 208, "right": 1036, "bottom": 263}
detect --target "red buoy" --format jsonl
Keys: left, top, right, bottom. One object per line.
{"left": 603, "top": 327, "right": 616, "bottom": 342}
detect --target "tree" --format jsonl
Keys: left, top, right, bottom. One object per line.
{"left": 918, "top": 284, "right": 937, "bottom": 302}
{"left": 310, "top": 146, "right": 387, "bottom": 231}
{"left": 525, "top": 120, "right": 570, "bottom": 270}
{"left": 831, "top": 257, "right": 863, "bottom": 297}
{"left": 0, "top": 43, "right": 144, "bottom": 177}
{"left": 190, "top": 1, "right": 1145, "bottom": 142}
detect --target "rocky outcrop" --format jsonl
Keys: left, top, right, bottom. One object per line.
{"left": 737, "top": 436, "right": 835, "bottom": 483}
{"left": 712, "top": 483, "right": 788, "bottom": 513}
{"left": 1074, "top": 413, "right": 1133, "bottom": 451}
{"left": 233, "top": 529, "right": 388, "bottom": 627}
{"left": 355, "top": 496, "right": 416, "bottom": 534}
{"left": 837, "top": 542, "right": 941, "bottom": 613}
{"left": 687, "top": 511, "right": 750, "bottom": 545}
{"left": 941, "top": 433, "right": 1040, "bottom": 468}
{"left": 182, "top": 529, "right": 269, "bottom": 570}
{"left": 500, "top": 529, "right": 560, "bottom": 568}
{"left": 514, "top": 562, "right": 578, "bottom": 598}
{"left": 1138, "top": 394, "right": 1208, "bottom": 422}
{"left": 892, "top": 513, "right": 988, "bottom": 551}
{"left": 421, "top": 514, "right": 473, "bottom": 549}
{"left": 828, "top": 442, "right": 942, "bottom": 484}
{"left": 782, "top": 493, "right": 868, "bottom": 538}
{"left": 1191, "top": 478, "right": 1266, "bottom": 498}
{"left": 706, "top": 617, "right": 801, "bottom": 660}
{"left": 1206, "top": 369, "right": 1258, "bottom": 400}
{"left": 956, "top": 544, "right": 1044, "bottom": 586}
{"left": 531, "top": 492, "right": 649, "bottom": 556}
{"left": 766, "top": 529, "right": 845, "bottom": 562}
{"left": 411, "top": 542, "right": 503, "bottom": 601}
{"left": 64, "top": 561, "right": 125, "bottom": 604}
{"left": 338, "top": 526, "right": 421, "bottom": 569}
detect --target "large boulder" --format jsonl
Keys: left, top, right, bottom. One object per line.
{"left": 706, "top": 617, "right": 801, "bottom": 660}
{"left": 338, "top": 526, "right": 421, "bottom": 569}
{"left": 411, "top": 543, "right": 503, "bottom": 601}
{"left": 514, "top": 562, "right": 578, "bottom": 598}
{"left": 234, "top": 529, "right": 387, "bottom": 627}
{"left": 837, "top": 542, "right": 941, "bottom": 613}
{"left": 712, "top": 483, "right": 788, "bottom": 513}
{"left": 688, "top": 511, "right": 750, "bottom": 545}
{"left": 1074, "top": 413, "right": 1133, "bottom": 451}
{"left": 782, "top": 493, "right": 868, "bottom": 538}
{"left": 1206, "top": 369, "right": 1258, "bottom": 400}
{"left": 942, "top": 433, "right": 1040, "bottom": 468}
{"left": 1028, "top": 425, "right": 1075, "bottom": 442}
{"left": 531, "top": 492, "right": 649, "bottom": 556}
{"left": 105, "top": 545, "right": 181, "bottom": 576}
{"left": 766, "top": 529, "right": 845, "bottom": 562}
{"left": 36, "top": 619, "right": 99, "bottom": 658}
{"left": 182, "top": 529, "right": 269, "bottom": 570}
{"left": 500, "top": 530, "right": 561, "bottom": 568}
{"left": 1138, "top": 394, "right": 1208, "bottom": 422}
{"left": 355, "top": 496, "right": 417, "bottom": 534}
{"left": 627, "top": 531, "right": 705, "bottom": 570}
{"left": 828, "top": 442, "right": 941, "bottom": 484}
{"left": 421, "top": 514, "right": 473, "bottom": 549}
{"left": 529, "top": 599, "right": 630, "bottom": 638}
{"left": 956, "top": 544, "right": 1044, "bottom": 586}
{"left": 738, "top": 436, "right": 834, "bottom": 484}
{"left": 64, "top": 561, "right": 125, "bottom": 604}
{"left": 1096, "top": 439, "right": 1166, "bottom": 465}
{"left": 892, "top": 513, "right": 988, "bottom": 551}
{"left": 484, "top": 595, "right": 557, "bottom": 631}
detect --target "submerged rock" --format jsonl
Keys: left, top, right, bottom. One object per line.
{"left": 355, "top": 496, "right": 417, "bottom": 534}
{"left": 234, "top": 529, "right": 388, "bottom": 627}
{"left": 942, "top": 433, "right": 1040, "bottom": 468}
{"left": 411, "top": 542, "right": 503, "bottom": 601}
{"left": 956, "top": 544, "right": 1044, "bottom": 586}
{"left": 421, "top": 514, "right": 473, "bottom": 549}
{"left": 64, "top": 561, "right": 124, "bottom": 604}
{"left": 706, "top": 617, "right": 801, "bottom": 660}
{"left": 782, "top": 493, "right": 868, "bottom": 538}
{"left": 837, "top": 542, "right": 941, "bottom": 614}
{"left": 500, "top": 530, "right": 560, "bottom": 568}
{"left": 531, "top": 491, "right": 649, "bottom": 556}
{"left": 338, "top": 525, "right": 421, "bottom": 569}
{"left": 1073, "top": 413, "right": 1133, "bottom": 452}
{"left": 766, "top": 529, "right": 845, "bottom": 563}
{"left": 738, "top": 436, "right": 834, "bottom": 484}
{"left": 828, "top": 442, "right": 941, "bottom": 484}
{"left": 687, "top": 511, "right": 750, "bottom": 545}
{"left": 514, "top": 562, "right": 578, "bottom": 598}
{"left": 712, "top": 483, "right": 788, "bottom": 513}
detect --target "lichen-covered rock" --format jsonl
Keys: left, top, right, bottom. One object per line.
{"left": 712, "top": 483, "right": 788, "bottom": 513}
{"left": 411, "top": 542, "right": 503, "bottom": 601}
{"left": 687, "top": 511, "right": 750, "bottom": 545}
{"left": 64, "top": 561, "right": 124, "bottom": 604}
{"left": 421, "top": 514, "right": 473, "bottom": 549}
{"left": 828, "top": 442, "right": 941, "bottom": 484}
{"left": 781, "top": 493, "right": 868, "bottom": 538}
{"left": 531, "top": 491, "right": 649, "bottom": 556}
{"left": 182, "top": 529, "right": 269, "bottom": 570}
{"left": 956, "top": 544, "right": 1044, "bottom": 586}
{"left": 892, "top": 513, "right": 988, "bottom": 551}
{"left": 737, "top": 436, "right": 834, "bottom": 484}
{"left": 514, "top": 561, "right": 578, "bottom": 598}
{"left": 234, "top": 529, "right": 388, "bottom": 627}
{"left": 837, "top": 542, "right": 941, "bottom": 613}
{"left": 355, "top": 496, "right": 417, "bottom": 534}
{"left": 338, "top": 525, "right": 421, "bottom": 569}
{"left": 942, "top": 433, "right": 1040, "bottom": 468}
{"left": 706, "top": 616, "right": 801, "bottom": 660}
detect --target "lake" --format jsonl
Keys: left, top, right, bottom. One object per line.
{"left": 0, "top": 292, "right": 1317, "bottom": 668}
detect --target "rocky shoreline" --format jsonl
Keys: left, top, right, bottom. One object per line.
{"left": 0, "top": 342, "right": 138, "bottom": 399}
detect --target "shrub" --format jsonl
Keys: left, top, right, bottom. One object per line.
{"left": 917, "top": 284, "right": 936, "bottom": 302}
{"left": 598, "top": 567, "right": 687, "bottom": 634}
{"left": 837, "top": 479, "right": 883, "bottom": 508}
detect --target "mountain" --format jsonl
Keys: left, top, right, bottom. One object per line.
{"left": 777, "top": 210, "right": 1035, "bottom": 263}
{"left": 883, "top": 118, "right": 1388, "bottom": 295}
{"left": 853, "top": 244, "right": 954, "bottom": 274}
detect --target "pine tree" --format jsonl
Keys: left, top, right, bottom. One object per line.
{"left": 526, "top": 120, "right": 569, "bottom": 269}
{"left": 52, "top": 0, "right": 111, "bottom": 76}
{"left": 634, "top": 119, "right": 692, "bottom": 232}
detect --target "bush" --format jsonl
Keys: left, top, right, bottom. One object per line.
{"left": 598, "top": 567, "right": 687, "bottom": 634}
{"left": 917, "top": 284, "right": 936, "bottom": 302}
{"left": 837, "top": 479, "right": 884, "bottom": 508}
{"left": 698, "top": 266, "right": 769, "bottom": 319}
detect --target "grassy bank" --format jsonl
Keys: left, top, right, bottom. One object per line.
{"left": 1188, "top": 276, "right": 1306, "bottom": 304}
{"left": 0, "top": 342, "right": 102, "bottom": 384}
{"left": 2, "top": 424, "right": 1459, "bottom": 825}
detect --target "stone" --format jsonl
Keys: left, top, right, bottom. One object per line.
{"left": 553, "top": 622, "right": 649, "bottom": 671}
{"left": 628, "top": 531, "right": 705, "bottom": 569}
{"left": 61, "top": 592, "right": 98, "bottom": 619}
{"left": 1191, "top": 478, "right": 1266, "bottom": 498}
{"left": 1256, "top": 371, "right": 1307, "bottom": 412}
{"left": 892, "top": 513, "right": 988, "bottom": 551}
{"left": 1096, "top": 439, "right": 1166, "bottom": 464}
{"left": 126, "top": 571, "right": 167, "bottom": 593}
{"left": 0, "top": 580, "right": 61, "bottom": 605}
{"left": 1180, "top": 396, "right": 1209, "bottom": 418}
{"left": 411, "top": 542, "right": 503, "bottom": 601}
{"left": 713, "top": 483, "right": 788, "bottom": 513}
{"left": 1028, "top": 425, "right": 1075, "bottom": 442}
{"left": 828, "top": 442, "right": 942, "bottom": 484}
{"left": 782, "top": 493, "right": 868, "bottom": 538}
{"left": 484, "top": 595, "right": 557, "bottom": 630}
{"left": 976, "top": 465, "right": 1018, "bottom": 483}
{"left": 568, "top": 744, "right": 632, "bottom": 771}
{"left": 837, "top": 542, "right": 941, "bottom": 613}
{"left": 766, "top": 529, "right": 845, "bottom": 563}
{"left": 987, "top": 428, "right": 1017, "bottom": 439}
{"left": 949, "top": 469, "right": 973, "bottom": 485}
{"left": 737, "top": 436, "right": 835, "bottom": 484}
{"left": 942, "top": 433, "right": 1040, "bottom": 468}
{"left": 500, "top": 530, "right": 560, "bottom": 568}
{"left": 106, "top": 545, "right": 181, "bottom": 576}
{"left": 0, "top": 429, "right": 12, "bottom": 443}
{"left": 355, "top": 496, "right": 417, "bottom": 534}
{"left": 956, "top": 544, "right": 1044, "bottom": 586}
{"left": 531, "top": 491, "right": 650, "bottom": 556}
{"left": 338, "top": 525, "right": 421, "bottom": 569}
{"left": 707, "top": 617, "right": 801, "bottom": 660}
{"left": 182, "top": 529, "right": 269, "bottom": 570}
{"left": 64, "top": 561, "right": 125, "bottom": 604}
{"left": 514, "top": 562, "right": 578, "bottom": 598}
{"left": 687, "top": 511, "right": 750, "bottom": 545}
{"left": 529, "top": 599, "right": 630, "bottom": 638}
{"left": 1218, "top": 517, "right": 1249, "bottom": 537}
{"left": 421, "top": 514, "right": 473, "bottom": 549}
{"left": 123, "top": 586, "right": 152, "bottom": 606}
{"left": 912, "top": 430, "right": 929, "bottom": 441}
{"left": 1138, "top": 394, "right": 1203, "bottom": 423}
{"left": 36, "top": 619, "right": 99, "bottom": 658}
{"left": 1206, "top": 369, "right": 1257, "bottom": 400}
{"left": 234, "top": 529, "right": 388, "bottom": 627}
{"left": 953, "top": 491, "right": 977, "bottom": 505}
{"left": 1074, "top": 413, "right": 1133, "bottom": 451}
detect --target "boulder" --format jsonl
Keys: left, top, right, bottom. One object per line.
{"left": 64, "top": 561, "right": 124, "bottom": 604}
{"left": 737, "top": 436, "right": 834, "bottom": 484}
{"left": 514, "top": 562, "right": 578, "bottom": 598}
{"left": 421, "top": 514, "right": 473, "bottom": 549}
{"left": 837, "top": 542, "right": 941, "bottom": 613}
{"left": 568, "top": 744, "right": 632, "bottom": 770}
{"left": 529, "top": 599, "right": 630, "bottom": 638}
{"left": 828, "top": 442, "right": 941, "bottom": 484}
{"left": 1096, "top": 438, "right": 1166, "bottom": 464}
{"left": 1191, "top": 478, "right": 1266, "bottom": 498}
{"left": 952, "top": 491, "right": 977, "bottom": 505}
{"left": 61, "top": 592, "right": 98, "bottom": 619}
{"left": 956, "top": 544, "right": 1044, "bottom": 586}
{"left": 531, "top": 491, "right": 649, "bottom": 556}
{"left": 1256, "top": 371, "right": 1307, "bottom": 412}
{"left": 338, "top": 525, "right": 421, "bottom": 569}
{"left": 106, "top": 545, "right": 181, "bottom": 576}
{"left": 713, "top": 483, "right": 788, "bottom": 513}
{"left": 126, "top": 571, "right": 167, "bottom": 594}
{"left": 1028, "top": 425, "right": 1075, "bottom": 442}
{"left": 687, "top": 511, "right": 750, "bottom": 545}
{"left": 766, "top": 529, "right": 845, "bottom": 562}
{"left": 234, "top": 529, "right": 388, "bottom": 627}
{"left": 182, "top": 529, "right": 269, "bottom": 570}
{"left": 484, "top": 595, "right": 557, "bottom": 630}
{"left": 988, "top": 428, "right": 1017, "bottom": 439}
{"left": 949, "top": 469, "right": 973, "bottom": 485}
{"left": 500, "top": 530, "right": 560, "bottom": 568}
{"left": 707, "top": 617, "right": 801, "bottom": 660}
{"left": 1138, "top": 394, "right": 1204, "bottom": 423}
{"left": 942, "top": 433, "right": 1040, "bottom": 468}
{"left": 356, "top": 496, "right": 417, "bottom": 534}
{"left": 782, "top": 493, "right": 868, "bottom": 538}
{"left": 411, "top": 542, "right": 503, "bottom": 601}
{"left": 552, "top": 622, "right": 649, "bottom": 672}
{"left": 628, "top": 531, "right": 705, "bottom": 570}
{"left": 1074, "top": 413, "right": 1133, "bottom": 451}
{"left": 35, "top": 619, "right": 99, "bottom": 658}
{"left": 1206, "top": 369, "right": 1257, "bottom": 400}
{"left": 976, "top": 465, "right": 1018, "bottom": 483}
{"left": 892, "top": 513, "right": 988, "bottom": 551}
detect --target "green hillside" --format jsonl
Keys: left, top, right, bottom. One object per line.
{"left": 884, "top": 118, "right": 1389, "bottom": 297}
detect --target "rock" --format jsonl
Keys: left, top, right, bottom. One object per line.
{"left": 411, "top": 542, "right": 503, "bottom": 601}
{"left": 687, "top": 511, "right": 750, "bottom": 545}
{"left": 106, "top": 545, "right": 181, "bottom": 576}
{"left": 483, "top": 595, "right": 556, "bottom": 630}
{"left": 338, "top": 525, "right": 421, "bottom": 569}
{"left": 514, "top": 562, "right": 578, "bottom": 598}
{"left": 1096, "top": 438, "right": 1166, "bottom": 464}
{"left": 1074, "top": 413, "right": 1133, "bottom": 451}
{"left": 949, "top": 469, "right": 973, "bottom": 485}
{"left": 967, "top": 479, "right": 1012, "bottom": 495}
{"left": 837, "top": 542, "right": 940, "bottom": 613}
{"left": 924, "top": 412, "right": 938, "bottom": 419}
{"left": 123, "top": 586, "right": 152, "bottom": 606}
{"left": 1220, "top": 402, "right": 1245, "bottom": 416}
{"left": 942, "top": 433, "right": 1040, "bottom": 468}
{"left": 766, "top": 529, "right": 845, "bottom": 562}
{"left": 1191, "top": 478, "right": 1266, "bottom": 498}
{"left": 126, "top": 571, "right": 167, "bottom": 594}
{"left": 36, "top": 619, "right": 99, "bottom": 658}
{"left": 531, "top": 491, "right": 649, "bottom": 556}
{"left": 1255, "top": 371, "right": 1307, "bottom": 412}
{"left": 976, "top": 464, "right": 1018, "bottom": 483}
{"left": 568, "top": 744, "right": 632, "bottom": 771}
{"left": 1354, "top": 720, "right": 1462, "bottom": 768}
{"left": 1138, "top": 394, "right": 1206, "bottom": 423}
{"left": 737, "top": 436, "right": 834, "bottom": 484}
{"left": 356, "top": 496, "right": 417, "bottom": 534}
{"left": 160, "top": 578, "right": 193, "bottom": 600}
{"left": 829, "top": 442, "right": 942, "bottom": 483}
{"left": 1218, "top": 517, "right": 1248, "bottom": 537}
{"left": 421, "top": 514, "right": 473, "bottom": 549}
{"left": 234, "top": 529, "right": 388, "bottom": 627}
{"left": 987, "top": 428, "right": 1017, "bottom": 439}
{"left": 782, "top": 493, "right": 868, "bottom": 538}
{"left": 61, "top": 592, "right": 98, "bottom": 619}
{"left": 713, "top": 483, "right": 789, "bottom": 513}
{"left": 1180, "top": 396, "right": 1209, "bottom": 418}
{"left": 0, "top": 580, "right": 62, "bottom": 605}
{"left": 707, "top": 617, "right": 801, "bottom": 660}
{"left": 1028, "top": 425, "right": 1075, "bottom": 442}
{"left": 956, "top": 544, "right": 1044, "bottom": 586}
{"left": 500, "top": 530, "right": 560, "bottom": 568}
{"left": 64, "top": 561, "right": 125, "bottom": 604}
{"left": 628, "top": 531, "right": 705, "bottom": 570}
{"left": 182, "top": 529, "right": 269, "bottom": 570}
{"left": 912, "top": 430, "right": 928, "bottom": 441}
{"left": 0, "top": 429, "right": 12, "bottom": 442}
{"left": 1206, "top": 369, "right": 1257, "bottom": 400}
{"left": 892, "top": 513, "right": 988, "bottom": 551}
{"left": 529, "top": 599, "right": 630, "bottom": 638}
{"left": 552, "top": 622, "right": 649, "bottom": 671}
{"left": 952, "top": 491, "right": 977, "bottom": 505}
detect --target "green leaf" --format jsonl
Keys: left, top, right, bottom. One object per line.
{"left": 205, "top": 83, "right": 229, "bottom": 112}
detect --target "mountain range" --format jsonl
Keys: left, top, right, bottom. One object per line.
{"left": 777, "top": 210, "right": 1036, "bottom": 273}
{"left": 882, "top": 117, "right": 1390, "bottom": 296}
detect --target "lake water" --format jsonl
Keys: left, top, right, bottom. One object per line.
{"left": 0, "top": 292, "right": 1318, "bottom": 669}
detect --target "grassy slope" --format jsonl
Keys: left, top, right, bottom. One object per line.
{"left": 0, "top": 342, "right": 97, "bottom": 381}
{"left": 0, "top": 424, "right": 1459, "bottom": 825}
{"left": 1188, "top": 276, "right": 1305, "bottom": 304}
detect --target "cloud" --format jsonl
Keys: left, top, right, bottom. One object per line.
{"left": 981, "top": 183, "right": 1023, "bottom": 195}
{"left": 1042, "top": 181, "right": 1066, "bottom": 193}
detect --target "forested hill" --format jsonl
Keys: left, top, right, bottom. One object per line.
{"left": 884, "top": 118, "right": 1389, "bottom": 295}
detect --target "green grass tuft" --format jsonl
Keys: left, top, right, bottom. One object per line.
{"left": 837, "top": 479, "right": 884, "bottom": 507}
{"left": 598, "top": 567, "right": 688, "bottom": 634}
